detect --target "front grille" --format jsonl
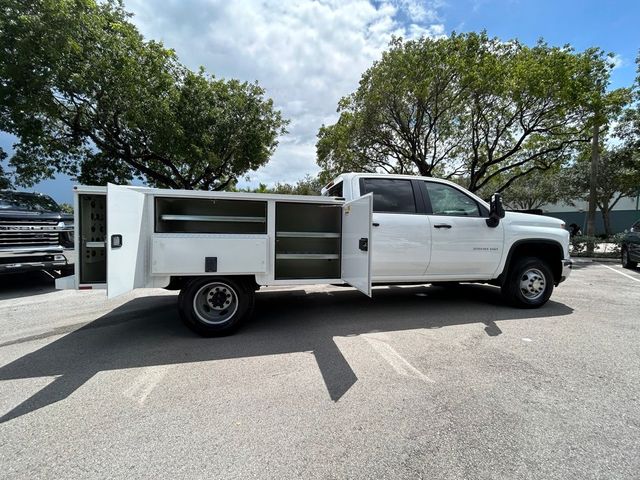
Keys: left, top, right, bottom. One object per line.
{"left": 0, "top": 219, "right": 62, "bottom": 247}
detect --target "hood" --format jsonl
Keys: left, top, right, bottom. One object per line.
{"left": 505, "top": 211, "right": 565, "bottom": 229}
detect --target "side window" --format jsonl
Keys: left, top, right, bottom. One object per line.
{"left": 327, "top": 181, "right": 343, "bottom": 197}
{"left": 360, "top": 178, "right": 417, "bottom": 214}
{"left": 425, "top": 182, "right": 481, "bottom": 217}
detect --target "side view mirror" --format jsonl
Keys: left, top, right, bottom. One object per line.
{"left": 486, "top": 193, "right": 505, "bottom": 228}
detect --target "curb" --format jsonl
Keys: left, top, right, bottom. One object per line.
{"left": 572, "top": 257, "right": 620, "bottom": 264}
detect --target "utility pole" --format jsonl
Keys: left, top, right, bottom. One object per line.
{"left": 586, "top": 122, "right": 599, "bottom": 254}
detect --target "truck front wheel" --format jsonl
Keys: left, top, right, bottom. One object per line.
{"left": 502, "top": 257, "right": 554, "bottom": 308}
{"left": 178, "top": 277, "right": 254, "bottom": 336}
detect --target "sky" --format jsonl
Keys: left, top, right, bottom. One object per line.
{"left": 2, "top": 0, "right": 639, "bottom": 204}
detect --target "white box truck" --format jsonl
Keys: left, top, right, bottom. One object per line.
{"left": 57, "top": 173, "right": 572, "bottom": 336}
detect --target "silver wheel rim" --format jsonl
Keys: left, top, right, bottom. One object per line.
{"left": 519, "top": 268, "right": 546, "bottom": 300}
{"left": 193, "top": 282, "right": 239, "bottom": 325}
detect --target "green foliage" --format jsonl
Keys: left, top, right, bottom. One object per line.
{"left": 58, "top": 202, "right": 73, "bottom": 213}
{"left": 0, "top": 0, "right": 287, "bottom": 190}
{"left": 0, "top": 147, "right": 11, "bottom": 188}
{"left": 561, "top": 145, "right": 640, "bottom": 234}
{"left": 570, "top": 234, "right": 624, "bottom": 257}
{"left": 237, "top": 175, "right": 324, "bottom": 196}
{"left": 485, "top": 168, "right": 563, "bottom": 210}
{"left": 317, "top": 32, "right": 619, "bottom": 193}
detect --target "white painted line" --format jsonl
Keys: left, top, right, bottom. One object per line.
{"left": 364, "top": 336, "right": 434, "bottom": 384}
{"left": 522, "top": 338, "right": 532, "bottom": 342}
{"left": 597, "top": 263, "right": 640, "bottom": 283}
{"left": 124, "top": 366, "right": 171, "bottom": 405}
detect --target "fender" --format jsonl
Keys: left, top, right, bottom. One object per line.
{"left": 496, "top": 239, "right": 565, "bottom": 285}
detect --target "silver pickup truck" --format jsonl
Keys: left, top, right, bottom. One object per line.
{"left": 0, "top": 190, "right": 74, "bottom": 275}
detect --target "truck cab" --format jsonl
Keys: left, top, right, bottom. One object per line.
{"left": 323, "top": 172, "right": 571, "bottom": 294}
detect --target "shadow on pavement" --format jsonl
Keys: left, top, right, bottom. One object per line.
{"left": 0, "top": 271, "right": 59, "bottom": 300}
{"left": 0, "top": 284, "right": 573, "bottom": 423}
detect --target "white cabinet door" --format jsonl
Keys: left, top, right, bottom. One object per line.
{"left": 341, "top": 194, "right": 372, "bottom": 296}
{"left": 107, "top": 184, "right": 147, "bottom": 298}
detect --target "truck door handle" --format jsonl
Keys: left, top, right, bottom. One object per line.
{"left": 372, "top": 222, "right": 380, "bottom": 227}
{"left": 434, "top": 224, "right": 452, "bottom": 229}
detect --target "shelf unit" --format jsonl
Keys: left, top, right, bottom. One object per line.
{"left": 275, "top": 202, "right": 342, "bottom": 280}
{"left": 155, "top": 197, "right": 267, "bottom": 234}
{"left": 79, "top": 194, "right": 107, "bottom": 284}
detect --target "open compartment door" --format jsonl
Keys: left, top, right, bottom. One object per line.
{"left": 341, "top": 193, "right": 373, "bottom": 297}
{"left": 107, "top": 184, "right": 147, "bottom": 298}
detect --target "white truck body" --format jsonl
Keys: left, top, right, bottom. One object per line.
{"left": 57, "top": 173, "right": 572, "bottom": 336}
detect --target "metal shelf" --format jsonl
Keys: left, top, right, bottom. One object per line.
{"left": 276, "top": 231, "right": 340, "bottom": 238}
{"left": 161, "top": 214, "right": 265, "bottom": 223}
{"left": 276, "top": 253, "right": 340, "bottom": 260}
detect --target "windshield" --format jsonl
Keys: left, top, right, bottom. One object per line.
{"left": 0, "top": 191, "right": 60, "bottom": 212}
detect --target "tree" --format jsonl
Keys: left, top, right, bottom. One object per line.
{"left": 563, "top": 146, "right": 640, "bottom": 235}
{"left": 0, "top": 0, "right": 287, "bottom": 190}
{"left": 0, "top": 148, "right": 11, "bottom": 188}
{"left": 317, "top": 32, "right": 617, "bottom": 194}
{"left": 271, "top": 175, "right": 324, "bottom": 195}
{"left": 492, "top": 168, "right": 562, "bottom": 211}
{"left": 238, "top": 175, "right": 324, "bottom": 195}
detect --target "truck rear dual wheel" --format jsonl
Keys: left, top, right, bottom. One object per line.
{"left": 178, "top": 277, "right": 254, "bottom": 336}
{"left": 502, "top": 257, "right": 554, "bottom": 308}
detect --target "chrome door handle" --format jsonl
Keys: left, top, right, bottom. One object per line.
{"left": 434, "top": 224, "right": 452, "bottom": 229}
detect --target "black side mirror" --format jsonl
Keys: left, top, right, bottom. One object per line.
{"left": 486, "top": 193, "right": 505, "bottom": 228}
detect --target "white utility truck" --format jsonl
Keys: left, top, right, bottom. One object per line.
{"left": 56, "top": 173, "right": 572, "bottom": 336}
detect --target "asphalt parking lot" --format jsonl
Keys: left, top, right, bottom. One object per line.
{"left": 1, "top": 261, "right": 639, "bottom": 480}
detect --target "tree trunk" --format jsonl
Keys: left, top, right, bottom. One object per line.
{"left": 586, "top": 123, "right": 600, "bottom": 253}
{"left": 601, "top": 205, "right": 612, "bottom": 236}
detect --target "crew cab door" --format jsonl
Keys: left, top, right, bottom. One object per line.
{"left": 106, "top": 184, "right": 147, "bottom": 298}
{"left": 358, "top": 177, "right": 431, "bottom": 278}
{"left": 341, "top": 194, "right": 373, "bottom": 296}
{"left": 422, "top": 181, "right": 503, "bottom": 277}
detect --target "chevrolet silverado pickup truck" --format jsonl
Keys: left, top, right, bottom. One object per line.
{"left": 56, "top": 173, "right": 572, "bottom": 336}
{"left": 0, "top": 190, "right": 74, "bottom": 275}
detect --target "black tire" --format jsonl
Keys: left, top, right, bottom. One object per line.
{"left": 178, "top": 277, "right": 254, "bottom": 336}
{"left": 502, "top": 257, "right": 554, "bottom": 308}
{"left": 622, "top": 247, "right": 637, "bottom": 269}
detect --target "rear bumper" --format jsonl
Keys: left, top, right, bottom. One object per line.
{"left": 559, "top": 258, "right": 572, "bottom": 283}
{"left": 0, "top": 246, "right": 74, "bottom": 273}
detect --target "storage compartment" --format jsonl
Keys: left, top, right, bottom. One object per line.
{"left": 155, "top": 197, "right": 267, "bottom": 234}
{"left": 275, "top": 202, "right": 341, "bottom": 280}
{"left": 152, "top": 236, "right": 268, "bottom": 274}
{"left": 79, "top": 194, "right": 107, "bottom": 283}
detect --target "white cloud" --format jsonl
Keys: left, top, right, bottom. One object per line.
{"left": 125, "top": 0, "right": 445, "bottom": 187}
{"left": 610, "top": 53, "right": 624, "bottom": 70}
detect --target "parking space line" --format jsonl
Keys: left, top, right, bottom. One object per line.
{"left": 597, "top": 263, "right": 640, "bottom": 283}
{"left": 124, "top": 366, "right": 171, "bottom": 405}
{"left": 364, "top": 336, "right": 434, "bottom": 384}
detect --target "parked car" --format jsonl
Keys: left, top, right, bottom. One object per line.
{"left": 57, "top": 173, "right": 571, "bottom": 336}
{"left": 0, "top": 190, "right": 74, "bottom": 275}
{"left": 621, "top": 219, "right": 640, "bottom": 269}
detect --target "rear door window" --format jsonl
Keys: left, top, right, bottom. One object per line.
{"left": 360, "top": 178, "right": 417, "bottom": 214}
